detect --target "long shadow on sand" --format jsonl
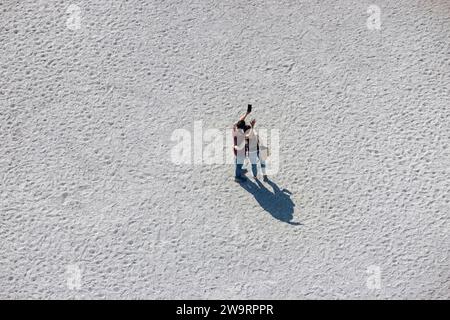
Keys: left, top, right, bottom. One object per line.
{"left": 239, "top": 178, "right": 300, "bottom": 225}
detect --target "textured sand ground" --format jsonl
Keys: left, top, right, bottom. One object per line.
{"left": 1, "top": 0, "right": 449, "bottom": 299}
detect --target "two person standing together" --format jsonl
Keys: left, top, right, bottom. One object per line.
{"left": 232, "top": 106, "right": 269, "bottom": 182}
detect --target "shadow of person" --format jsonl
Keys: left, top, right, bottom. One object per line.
{"left": 239, "top": 178, "right": 300, "bottom": 225}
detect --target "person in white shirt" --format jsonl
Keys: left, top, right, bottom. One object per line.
{"left": 247, "top": 119, "right": 268, "bottom": 181}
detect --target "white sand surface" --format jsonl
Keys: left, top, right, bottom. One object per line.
{"left": 1, "top": 0, "right": 449, "bottom": 299}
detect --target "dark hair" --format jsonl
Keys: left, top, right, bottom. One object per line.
{"left": 244, "top": 125, "right": 251, "bottom": 132}
{"left": 236, "top": 120, "right": 246, "bottom": 130}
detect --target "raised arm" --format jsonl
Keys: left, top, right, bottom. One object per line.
{"left": 238, "top": 111, "right": 250, "bottom": 122}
